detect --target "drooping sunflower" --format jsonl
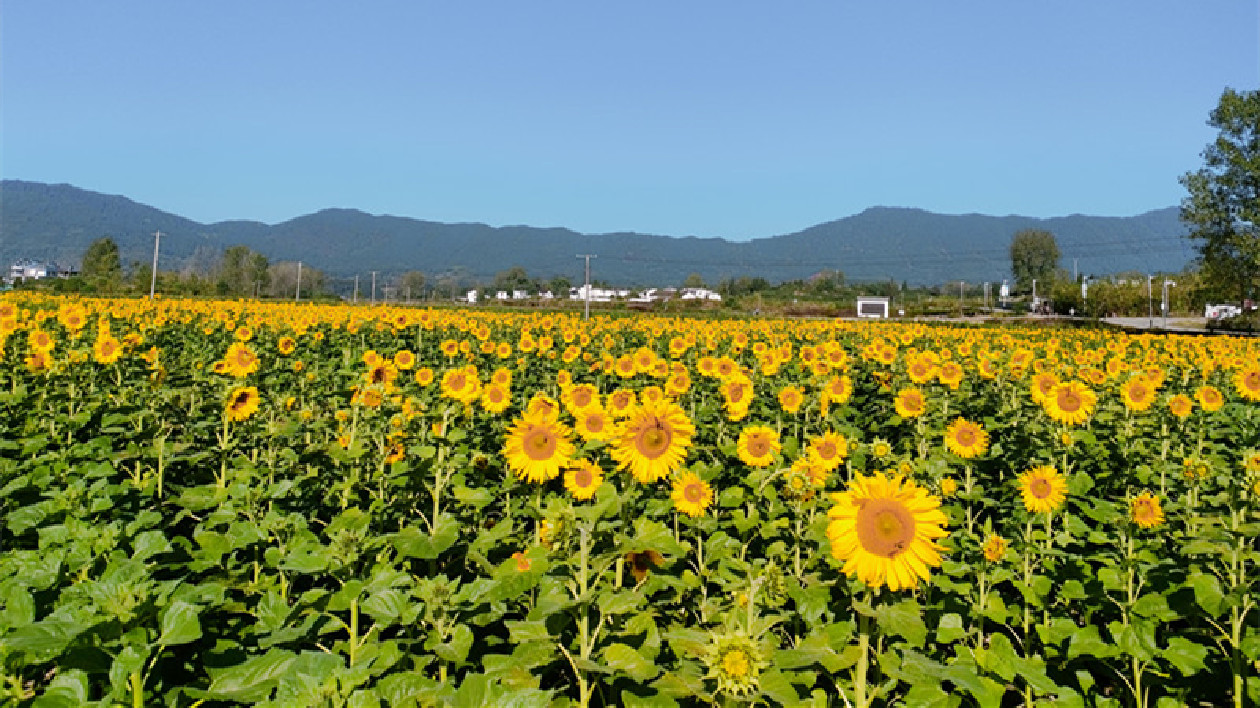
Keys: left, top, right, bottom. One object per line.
{"left": 1130, "top": 492, "right": 1165, "bottom": 529}
{"left": 1018, "top": 465, "right": 1068, "bottom": 514}
{"left": 1119, "top": 376, "right": 1156, "bottom": 412}
{"left": 736, "top": 425, "right": 781, "bottom": 468}
{"left": 982, "top": 534, "right": 1008, "bottom": 563}
{"left": 943, "top": 417, "right": 989, "bottom": 459}
{"left": 1043, "top": 381, "right": 1096, "bottom": 426}
{"left": 225, "top": 386, "right": 261, "bottom": 422}
{"left": 563, "top": 460, "right": 604, "bottom": 501}
{"left": 893, "top": 387, "right": 927, "bottom": 419}
{"left": 671, "top": 471, "right": 713, "bottom": 517}
{"left": 610, "top": 399, "right": 695, "bottom": 483}
{"left": 826, "top": 472, "right": 949, "bottom": 591}
{"left": 503, "top": 412, "right": 575, "bottom": 483}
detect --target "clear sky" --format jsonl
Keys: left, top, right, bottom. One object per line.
{"left": 2, "top": 2, "right": 1257, "bottom": 241}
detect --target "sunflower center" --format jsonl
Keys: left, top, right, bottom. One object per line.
{"left": 722, "top": 649, "right": 751, "bottom": 678}
{"left": 816, "top": 442, "right": 837, "bottom": 459}
{"left": 231, "top": 392, "right": 250, "bottom": 410}
{"left": 573, "top": 390, "right": 592, "bottom": 407}
{"left": 523, "top": 427, "right": 557, "bottom": 460}
{"left": 1057, "top": 390, "right": 1081, "bottom": 412}
{"left": 684, "top": 482, "right": 703, "bottom": 503}
{"left": 1029, "top": 477, "right": 1052, "bottom": 499}
{"left": 955, "top": 428, "right": 976, "bottom": 446}
{"left": 1244, "top": 372, "right": 1260, "bottom": 391}
{"left": 585, "top": 414, "right": 605, "bottom": 432}
{"left": 573, "top": 467, "right": 593, "bottom": 488}
{"left": 854, "top": 498, "right": 915, "bottom": 558}
{"left": 635, "top": 421, "right": 672, "bottom": 459}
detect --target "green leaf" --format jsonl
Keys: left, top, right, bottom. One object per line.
{"left": 434, "top": 624, "right": 474, "bottom": 664}
{"left": 31, "top": 668, "right": 89, "bottom": 708}
{"left": 876, "top": 598, "right": 928, "bottom": 648}
{"left": 603, "top": 643, "right": 660, "bottom": 682}
{"left": 1162, "top": 636, "right": 1209, "bottom": 676}
{"left": 620, "top": 689, "right": 681, "bottom": 708}
{"left": 1186, "top": 572, "right": 1223, "bottom": 616}
{"left": 936, "top": 613, "right": 966, "bottom": 644}
{"left": 206, "top": 649, "right": 297, "bottom": 703}
{"left": 3, "top": 619, "right": 88, "bottom": 660}
{"left": 756, "top": 669, "right": 801, "bottom": 706}
{"left": 159, "top": 600, "right": 203, "bottom": 646}
{"left": 391, "top": 520, "right": 459, "bottom": 560}
{"left": 1067, "top": 625, "right": 1117, "bottom": 660}
{"left": 131, "top": 529, "right": 172, "bottom": 562}
{"left": 903, "top": 682, "right": 957, "bottom": 708}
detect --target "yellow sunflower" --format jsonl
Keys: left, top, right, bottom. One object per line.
{"left": 93, "top": 335, "right": 123, "bottom": 365}
{"left": 777, "top": 385, "right": 805, "bottom": 414}
{"left": 1119, "top": 376, "right": 1156, "bottom": 412}
{"left": 671, "top": 471, "right": 713, "bottom": 517}
{"left": 943, "top": 417, "right": 989, "bottom": 459}
{"left": 1167, "top": 394, "right": 1194, "bottom": 419}
{"left": 610, "top": 399, "right": 695, "bottom": 483}
{"left": 893, "top": 387, "right": 927, "bottom": 419}
{"left": 503, "top": 412, "right": 575, "bottom": 483}
{"left": 826, "top": 472, "right": 949, "bottom": 591}
{"left": 574, "top": 406, "right": 614, "bottom": 442}
{"left": 736, "top": 425, "right": 781, "bottom": 468}
{"left": 223, "top": 342, "right": 260, "bottom": 377}
{"left": 1196, "top": 385, "right": 1224, "bottom": 412}
{"left": 563, "top": 460, "right": 604, "bottom": 501}
{"left": 1018, "top": 465, "right": 1068, "bottom": 514}
{"left": 1234, "top": 365, "right": 1260, "bottom": 402}
{"left": 1043, "top": 381, "right": 1096, "bottom": 426}
{"left": 225, "top": 386, "right": 261, "bottom": 422}
{"left": 806, "top": 431, "right": 849, "bottom": 473}
{"left": 480, "top": 383, "right": 512, "bottom": 414}
{"left": 1130, "top": 492, "right": 1165, "bottom": 529}
{"left": 982, "top": 534, "right": 1008, "bottom": 563}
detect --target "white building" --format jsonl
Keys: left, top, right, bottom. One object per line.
{"left": 856, "top": 296, "right": 890, "bottom": 318}
{"left": 465, "top": 289, "right": 479, "bottom": 304}
{"left": 680, "top": 287, "right": 722, "bottom": 302}
{"left": 570, "top": 285, "right": 628, "bottom": 302}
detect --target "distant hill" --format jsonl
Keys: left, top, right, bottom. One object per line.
{"left": 0, "top": 180, "right": 1194, "bottom": 287}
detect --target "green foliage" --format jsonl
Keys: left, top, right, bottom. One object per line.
{"left": 1009, "top": 229, "right": 1060, "bottom": 294}
{"left": 80, "top": 236, "right": 121, "bottom": 282}
{"left": 1180, "top": 87, "right": 1260, "bottom": 302}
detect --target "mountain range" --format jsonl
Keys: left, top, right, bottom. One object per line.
{"left": 0, "top": 180, "right": 1195, "bottom": 288}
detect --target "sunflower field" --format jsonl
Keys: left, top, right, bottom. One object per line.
{"left": 2, "top": 293, "right": 1259, "bottom": 708}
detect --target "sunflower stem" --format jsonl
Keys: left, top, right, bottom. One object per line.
{"left": 854, "top": 589, "right": 873, "bottom": 708}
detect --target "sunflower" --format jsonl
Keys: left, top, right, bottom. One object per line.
{"left": 607, "top": 389, "right": 637, "bottom": 418}
{"left": 943, "top": 417, "right": 989, "bottom": 459}
{"left": 1119, "top": 376, "right": 1156, "bottom": 412}
{"left": 225, "top": 386, "right": 261, "bottom": 422}
{"left": 822, "top": 375, "right": 853, "bottom": 407}
{"left": 223, "top": 342, "right": 260, "bottom": 377}
{"left": 869, "top": 437, "right": 893, "bottom": 459}
{"left": 1130, "top": 492, "right": 1165, "bottom": 529}
{"left": 610, "top": 399, "right": 695, "bottom": 483}
{"left": 703, "top": 631, "right": 767, "bottom": 699}
{"left": 893, "top": 387, "right": 927, "bottom": 419}
{"left": 736, "top": 425, "right": 781, "bottom": 468}
{"left": 826, "top": 472, "right": 949, "bottom": 591}
{"left": 563, "top": 460, "right": 604, "bottom": 501}
{"left": 1196, "top": 385, "right": 1224, "bottom": 412}
{"left": 574, "top": 406, "right": 614, "bottom": 442}
{"left": 1167, "top": 394, "right": 1194, "bottom": 419}
{"left": 503, "top": 412, "right": 575, "bottom": 483}
{"left": 806, "top": 431, "right": 849, "bottom": 473}
{"left": 777, "top": 385, "right": 805, "bottom": 414}
{"left": 415, "top": 367, "right": 435, "bottom": 386}
{"left": 28, "top": 329, "right": 55, "bottom": 352}
{"left": 939, "top": 477, "right": 958, "bottom": 496}
{"left": 982, "top": 534, "right": 1008, "bottom": 563}
{"left": 937, "top": 361, "right": 964, "bottom": 389}
{"left": 393, "top": 349, "right": 416, "bottom": 371}
{"left": 1030, "top": 372, "right": 1059, "bottom": 405}
{"left": 1043, "top": 381, "right": 1096, "bottom": 426}
{"left": 277, "top": 336, "right": 297, "bottom": 355}
{"left": 671, "top": 471, "right": 714, "bottom": 517}
{"left": 1018, "top": 466, "right": 1068, "bottom": 514}
{"left": 440, "top": 366, "right": 481, "bottom": 404}
{"left": 480, "top": 383, "right": 512, "bottom": 414}
{"left": 1234, "top": 365, "right": 1260, "bottom": 402}
{"left": 1243, "top": 449, "right": 1260, "bottom": 474}
{"left": 93, "top": 335, "right": 123, "bottom": 365}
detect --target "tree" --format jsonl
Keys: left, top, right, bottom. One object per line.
{"left": 1009, "top": 229, "right": 1060, "bottom": 294}
{"left": 217, "top": 246, "right": 270, "bottom": 297}
{"left": 1180, "top": 88, "right": 1260, "bottom": 303}
{"left": 268, "top": 261, "right": 324, "bottom": 299}
{"left": 548, "top": 275, "right": 572, "bottom": 296}
{"left": 398, "top": 271, "right": 427, "bottom": 301}
{"left": 493, "top": 266, "right": 534, "bottom": 294}
{"left": 682, "top": 273, "right": 706, "bottom": 289}
{"left": 81, "top": 237, "right": 122, "bottom": 281}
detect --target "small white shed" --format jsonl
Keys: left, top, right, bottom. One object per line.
{"left": 856, "top": 296, "right": 890, "bottom": 319}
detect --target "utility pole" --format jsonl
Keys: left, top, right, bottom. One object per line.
{"left": 406, "top": 286, "right": 411, "bottom": 305}
{"left": 983, "top": 281, "right": 990, "bottom": 312}
{"left": 1147, "top": 275, "right": 1154, "bottom": 328}
{"left": 1163, "top": 279, "right": 1176, "bottom": 329}
{"left": 576, "top": 254, "right": 596, "bottom": 320}
{"left": 295, "top": 261, "right": 302, "bottom": 302}
{"left": 370, "top": 271, "right": 378, "bottom": 305}
{"left": 149, "top": 231, "right": 161, "bottom": 300}
{"left": 1073, "top": 258, "right": 1078, "bottom": 281}
{"left": 353, "top": 275, "right": 359, "bottom": 304}
{"left": 959, "top": 281, "right": 965, "bottom": 317}
{"left": 1032, "top": 279, "right": 1037, "bottom": 314}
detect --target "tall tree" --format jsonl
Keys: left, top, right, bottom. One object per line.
{"left": 217, "top": 246, "right": 270, "bottom": 297}
{"left": 1180, "top": 88, "right": 1260, "bottom": 303}
{"left": 1009, "top": 229, "right": 1060, "bottom": 293}
{"left": 81, "top": 236, "right": 122, "bottom": 280}
{"left": 398, "top": 271, "right": 427, "bottom": 301}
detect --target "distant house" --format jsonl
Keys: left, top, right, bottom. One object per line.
{"left": 7, "top": 259, "right": 73, "bottom": 284}
{"left": 856, "top": 296, "right": 890, "bottom": 318}
{"left": 511, "top": 290, "right": 529, "bottom": 300}
{"left": 570, "top": 285, "right": 627, "bottom": 302}
{"left": 465, "top": 289, "right": 479, "bottom": 304}
{"left": 680, "top": 287, "right": 722, "bottom": 302}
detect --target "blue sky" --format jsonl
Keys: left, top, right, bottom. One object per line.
{"left": 2, "top": 2, "right": 1256, "bottom": 241}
